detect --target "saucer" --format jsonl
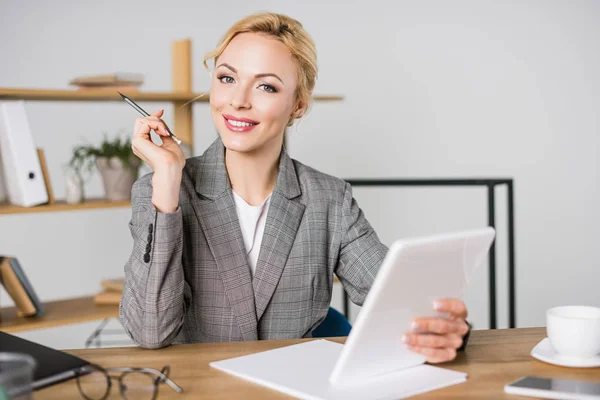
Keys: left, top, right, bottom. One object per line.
{"left": 531, "top": 338, "right": 600, "bottom": 368}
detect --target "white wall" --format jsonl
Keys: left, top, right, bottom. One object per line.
{"left": 1, "top": 0, "right": 599, "bottom": 331}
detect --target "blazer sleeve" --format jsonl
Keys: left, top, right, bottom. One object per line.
{"left": 119, "top": 174, "right": 191, "bottom": 349}
{"left": 335, "top": 182, "right": 389, "bottom": 306}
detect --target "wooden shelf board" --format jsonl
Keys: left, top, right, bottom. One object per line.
{"left": 0, "top": 198, "right": 130, "bottom": 215}
{"left": 0, "top": 296, "right": 119, "bottom": 334}
{"left": 0, "top": 88, "right": 343, "bottom": 102}
{"left": 313, "top": 95, "right": 344, "bottom": 101}
{"left": 0, "top": 88, "right": 196, "bottom": 102}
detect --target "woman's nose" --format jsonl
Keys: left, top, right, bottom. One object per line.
{"left": 230, "top": 85, "right": 251, "bottom": 110}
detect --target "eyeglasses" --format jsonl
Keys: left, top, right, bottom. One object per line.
{"left": 75, "top": 364, "right": 183, "bottom": 400}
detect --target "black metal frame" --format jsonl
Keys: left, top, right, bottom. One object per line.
{"left": 85, "top": 318, "right": 136, "bottom": 348}
{"left": 340, "top": 178, "right": 516, "bottom": 329}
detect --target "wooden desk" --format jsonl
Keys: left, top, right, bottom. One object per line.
{"left": 37, "top": 327, "right": 600, "bottom": 399}
{"left": 0, "top": 297, "right": 118, "bottom": 333}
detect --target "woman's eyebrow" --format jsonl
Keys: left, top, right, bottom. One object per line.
{"left": 255, "top": 73, "right": 284, "bottom": 85}
{"left": 217, "top": 63, "right": 284, "bottom": 85}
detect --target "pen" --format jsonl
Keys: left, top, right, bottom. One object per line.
{"left": 118, "top": 91, "right": 182, "bottom": 145}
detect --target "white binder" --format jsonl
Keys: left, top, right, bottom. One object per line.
{"left": 0, "top": 101, "right": 48, "bottom": 207}
{"left": 0, "top": 150, "right": 7, "bottom": 202}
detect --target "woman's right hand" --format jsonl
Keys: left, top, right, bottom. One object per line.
{"left": 132, "top": 109, "right": 185, "bottom": 173}
{"left": 132, "top": 109, "right": 185, "bottom": 213}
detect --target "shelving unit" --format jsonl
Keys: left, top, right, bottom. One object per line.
{"left": 0, "top": 38, "right": 343, "bottom": 216}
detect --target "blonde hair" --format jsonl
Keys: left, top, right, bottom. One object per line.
{"left": 204, "top": 12, "right": 318, "bottom": 126}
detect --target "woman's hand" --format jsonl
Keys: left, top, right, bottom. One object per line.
{"left": 131, "top": 109, "right": 186, "bottom": 213}
{"left": 131, "top": 109, "right": 185, "bottom": 173}
{"left": 401, "top": 298, "right": 470, "bottom": 363}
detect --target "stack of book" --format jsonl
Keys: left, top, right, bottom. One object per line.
{"left": 94, "top": 278, "right": 124, "bottom": 306}
{"left": 0, "top": 256, "right": 45, "bottom": 317}
{"left": 68, "top": 72, "right": 144, "bottom": 92}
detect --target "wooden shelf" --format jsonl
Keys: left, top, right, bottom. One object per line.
{"left": 0, "top": 296, "right": 118, "bottom": 334}
{"left": 0, "top": 199, "right": 130, "bottom": 215}
{"left": 0, "top": 88, "right": 344, "bottom": 102}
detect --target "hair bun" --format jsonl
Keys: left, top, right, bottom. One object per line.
{"left": 279, "top": 23, "right": 291, "bottom": 34}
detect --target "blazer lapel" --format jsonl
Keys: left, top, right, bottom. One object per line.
{"left": 253, "top": 147, "right": 305, "bottom": 321}
{"left": 183, "top": 139, "right": 258, "bottom": 341}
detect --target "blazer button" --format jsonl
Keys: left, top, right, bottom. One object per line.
{"left": 144, "top": 253, "right": 150, "bottom": 263}
{"left": 147, "top": 233, "right": 153, "bottom": 243}
{"left": 148, "top": 224, "right": 153, "bottom": 233}
{"left": 145, "top": 243, "right": 151, "bottom": 253}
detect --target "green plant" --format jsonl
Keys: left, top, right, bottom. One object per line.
{"left": 68, "top": 133, "right": 139, "bottom": 179}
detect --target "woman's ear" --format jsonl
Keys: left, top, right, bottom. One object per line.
{"left": 292, "top": 101, "right": 307, "bottom": 119}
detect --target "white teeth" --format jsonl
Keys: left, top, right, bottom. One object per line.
{"left": 228, "top": 119, "right": 255, "bottom": 127}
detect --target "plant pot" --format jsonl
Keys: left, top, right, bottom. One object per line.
{"left": 96, "top": 157, "right": 140, "bottom": 201}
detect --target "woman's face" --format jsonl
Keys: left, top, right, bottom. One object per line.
{"left": 210, "top": 32, "right": 300, "bottom": 156}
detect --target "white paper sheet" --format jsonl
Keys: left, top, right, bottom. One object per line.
{"left": 210, "top": 339, "right": 467, "bottom": 400}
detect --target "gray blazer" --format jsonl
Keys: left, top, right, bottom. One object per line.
{"left": 119, "top": 138, "right": 389, "bottom": 349}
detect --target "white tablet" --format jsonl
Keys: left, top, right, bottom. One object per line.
{"left": 329, "top": 227, "right": 496, "bottom": 386}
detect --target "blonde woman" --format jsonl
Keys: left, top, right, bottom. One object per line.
{"left": 120, "top": 12, "right": 471, "bottom": 364}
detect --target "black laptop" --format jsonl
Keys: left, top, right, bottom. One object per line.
{"left": 0, "top": 331, "right": 90, "bottom": 390}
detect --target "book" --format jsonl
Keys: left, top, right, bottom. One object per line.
{"left": 0, "top": 331, "right": 90, "bottom": 391}
{"left": 94, "top": 290, "right": 121, "bottom": 306}
{"left": 69, "top": 72, "right": 144, "bottom": 86}
{"left": 75, "top": 85, "right": 140, "bottom": 92}
{"left": 0, "top": 256, "right": 44, "bottom": 317}
{"left": 100, "top": 278, "right": 124, "bottom": 292}
{"left": 0, "top": 257, "right": 36, "bottom": 316}
{"left": 94, "top": 278, "right": 124, "bottom": 305}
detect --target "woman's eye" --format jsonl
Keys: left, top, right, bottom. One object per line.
{"left": 218, "top": 75, "right": 234, "bottom": 84}
{"left": 259, "top": 84, "right": 277, "bottom": 93}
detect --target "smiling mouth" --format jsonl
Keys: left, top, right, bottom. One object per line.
{"left": 226, "top": 119, "right": 258, "bottom": 127}
{"left": 222, "top": 115, "right": 260, "bottom": 132}
{"left": 223, "top": 114, "right": 259, "bottom": 126}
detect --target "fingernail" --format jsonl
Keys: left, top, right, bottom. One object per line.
{"left": 402, "top": 334, "right": 410, "bottom": 344}
{"left": 411, "top": 321, "right": 421, "bottom": 331}
{"left": 433, "top": 301, "right": 443, "bottom": 311}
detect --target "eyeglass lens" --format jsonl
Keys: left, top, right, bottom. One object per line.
{"left": 120, "top": 372, "right": 156, "bottom": 400}
{"left": 77, "top": 366, "right": 109, "bottom": 400}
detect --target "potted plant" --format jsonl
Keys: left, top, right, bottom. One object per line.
{"left": 68, "top": 133, "right": 141, "bottom": 202}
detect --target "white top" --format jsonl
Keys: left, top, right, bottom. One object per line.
{"left": 232, "top": 190, "right": 272, "bottom": 277}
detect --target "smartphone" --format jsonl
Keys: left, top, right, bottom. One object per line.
{"left": 505, "top": 376, "right": 600, "bottom": 400}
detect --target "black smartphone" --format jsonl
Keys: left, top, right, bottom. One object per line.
{"left": 505, "top": 376, "right": 600, "bottom": 399}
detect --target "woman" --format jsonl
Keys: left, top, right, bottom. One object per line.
{"left": 120, "top": 12, "right": 470, "bottom": 364}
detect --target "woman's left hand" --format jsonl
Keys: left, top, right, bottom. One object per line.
{"left": 401, "top": 298, "right": 470, "bottom": 363}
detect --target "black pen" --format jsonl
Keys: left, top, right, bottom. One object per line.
{"left": 118, "top": 91, "right": 182, "bottom": 145}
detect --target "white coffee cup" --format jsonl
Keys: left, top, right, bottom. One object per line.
{"left": 546, "top": 305, "right": 600, "bottom": 359}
